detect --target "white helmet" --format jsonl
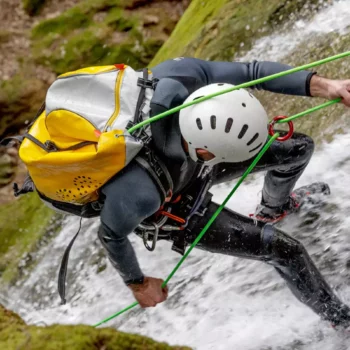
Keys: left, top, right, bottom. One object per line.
{"left": 179, "top": 83, "right": 268, "bottom": 166}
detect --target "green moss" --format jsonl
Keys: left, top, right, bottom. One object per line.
{"left": 31, "top": 0, "right": 158, "bottom": 74}
{"left": 22, "top": 0, "right": 47, "bottom": 16}
{"left": 0, "top": 305, "right": 191, "bottom": 350}
{"left": 104, "top": 8, "right": 137, "bottom": 31}
{"left": 151, "top": 0, "right": 324, "bottom": 65}
{"left": 36, "top": 28, "right": 109, "bottom": 73}
{"left": 0, "top": 193, "right": 58, "bottom": 284}
{"left": 151, "top": 0, "right": 230, "bottom": 66}
{"left": 31, "top": 7, "right": 92, "bottom": 39}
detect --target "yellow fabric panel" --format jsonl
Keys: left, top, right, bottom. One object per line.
{"left": 20, "top": 112, "right": 50, "bottom": 162}
{"left": 58, "top": 65, "right": 116, "bottom": 78}
{"left": 20, "top": 130, "right": 127, "bottom": 204}
{"left": 46, "top": 110, "right": 99, "bottom": 149}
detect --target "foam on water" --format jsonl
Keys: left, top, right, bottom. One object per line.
{"left": 4, "top": 2, "right": 350, "bottom": 349}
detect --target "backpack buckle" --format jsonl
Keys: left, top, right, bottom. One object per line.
{"left": 44, "top": 140, "right": 59, "bottom": 152}
{"left": 137, "top": 77, "right": 153, "bottom": 89}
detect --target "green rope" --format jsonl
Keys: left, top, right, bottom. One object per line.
{"left": 128, "top": 51, "right": 350, "bottom": 134}
{"left": 276, "top": 98, "right": 342, "bottom": 123}
{"left": 94, "top": 133, "right": 279, "bottom": 328}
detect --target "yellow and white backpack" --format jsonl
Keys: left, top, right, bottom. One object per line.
{"left": 4, "top": 64, "right": 172, "bottom": 217}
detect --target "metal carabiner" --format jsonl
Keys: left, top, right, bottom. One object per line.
{"left": 143, "top": 223, "right": 159, "bottom": 252}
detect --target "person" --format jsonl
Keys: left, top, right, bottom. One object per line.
{"left": 6, "top": 57, "right": 350, "bottom": 327}
{"left": 95, "top": 57, "right": 350, "bottom": 328}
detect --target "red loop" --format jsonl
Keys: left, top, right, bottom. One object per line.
{"left": 268, "top": 116, "right": 294, "bottom": 142}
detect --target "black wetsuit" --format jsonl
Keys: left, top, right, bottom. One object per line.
{"left": 98, "top": 58, "right": 350, "bottom": 326}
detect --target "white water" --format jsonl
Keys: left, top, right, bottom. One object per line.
{"left": 4, "top": 2, "right": 350, "bottom": 349}
{"left": 239, "top": 0, "right": 350, "bottom": 62}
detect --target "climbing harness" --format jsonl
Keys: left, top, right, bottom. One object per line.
{"left": 137, "top": 166, "right": 212, "bottom": 253}
{"left": 94, "top": 50, "right": 350, "bottom": 327}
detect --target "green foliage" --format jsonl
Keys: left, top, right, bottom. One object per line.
{"left": 22, "top": 0, "right": 46, "bottom": 16}
{"left": 0, "top": 305, "right": 191, "bottom": 350}
{"left": 0, "top": 193, "right": 58, "bottom": 284}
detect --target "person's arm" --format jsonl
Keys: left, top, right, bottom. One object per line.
{"left": 310, "top": 75, "right": 350, "bottom": 107}
{"left": 199, "top": 59, "right": 350, "bottom": 106}
{"left": 99, "top": 162, "right": 168, "bottom": 307}
{"left": 199, "top": 59, "right": 314, "bottom": 96}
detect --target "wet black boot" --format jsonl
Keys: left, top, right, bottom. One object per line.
{"left": 253, "top": 182, "right": 330, "bottom": 223}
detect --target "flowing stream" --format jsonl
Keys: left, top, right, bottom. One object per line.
{"left": 3, "top": 1, "right": 350, "bottom": 349}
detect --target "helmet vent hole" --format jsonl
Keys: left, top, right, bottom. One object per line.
{"left": 238, "top": 124, "right": 249, "bottom": 139}
{"left": 196, "top": 118, "right": 203, "bottom": 130}
{"left": 247, "top": 133, "right": 259, "bottom": 146}
{"left": 193, "top": 96, "right": 204, "bottom": 101}
{"left": 210, "top": 115, "right": 216, "bottom": 129}
{"left": 204, "top": 145, "right": 208, "bottom": 148}
{"left": 225, "top": 118, "right": 233, "bottom": 133}
{"left": 242, "top": 103, "right": 246, "bottom": 107}
{"left": 249, "top": 93, "right": 254, "bottom": 98}
{"left": 249, "top": 142, "right": 263, "bottom": 153}
{"left": 218, "top": 83, "right": 224, "bottom": 86}
{"left": 189, "top": 142, "right": 192, "bottom": 145}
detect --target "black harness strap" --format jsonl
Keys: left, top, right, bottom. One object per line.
{"left": 134, "top": 68, "right": 153, "bottom": 124}
{"left": 0, "top": 135, "right": 25, "bottom": 147}
{"left": 135, "top": 148, "right": 173, "bottom": 203}
{"left": 58, "top": 218, "right": 82, "bottom": 305}
{"left": 13, "top": 175, "right": 35, "bottom": 197}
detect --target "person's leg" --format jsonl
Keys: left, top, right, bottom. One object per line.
{"left": 213, "top": 132, "right": 315, "bottom": 207}
{"left": 182, "top": 201, "right": 350, "bottom": 326}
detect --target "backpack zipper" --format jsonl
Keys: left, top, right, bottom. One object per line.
{"left": 104, "top": 67, "right": 126, "bottom": 131}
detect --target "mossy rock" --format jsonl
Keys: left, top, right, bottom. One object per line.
{"left": 0, "top": 304, "right": 191, "bottom": 350}
{"left": 152, "top": 0, "right": 328, "bottom": 65}
{"left": 0, "top": 193, "right": 59, "bottom": 285}
{"left": 30, "top": 0, "right": 173, "bottom": 74}
{"left": 0, "top": 74, "right": 48, "bottom": 138}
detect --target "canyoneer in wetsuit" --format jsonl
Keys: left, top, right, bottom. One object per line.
{"left": 97, "top": 57, "right": 350, "bottom": 328}
{"left": 6, "top": 57, "right": 350, "bottom": 328}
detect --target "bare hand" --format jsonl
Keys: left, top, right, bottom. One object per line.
{"left": 128, "top": 277, "right": 168, "bottom": 308}
{"left": 310, "top": 75, "right": 350, "bottom": 107}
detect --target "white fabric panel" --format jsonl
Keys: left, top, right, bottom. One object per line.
{"left": 46, "top": 71, "right": 118, "bottom": 130}
{"left": 123, "top": 132, "right": 143, "bottom": 164}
